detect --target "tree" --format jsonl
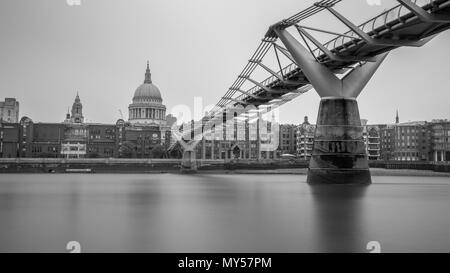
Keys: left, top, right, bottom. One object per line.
{"left": 150, "top": 144, "right": 166, "bottom": 159}
{"left": 119, "top": 141, "right": 136, "bottom": 158}
{"left": 87, "top": 152, "right": 100, "bottom": 158}
{"left": 38, "top": 152, "right": 55, "bottom": 158}
{"left": 167, "top": 142, "right": 183, "bottom": 159}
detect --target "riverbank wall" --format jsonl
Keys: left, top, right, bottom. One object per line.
{"left": 0, "top": 158, "right": 449, "bottom": 173}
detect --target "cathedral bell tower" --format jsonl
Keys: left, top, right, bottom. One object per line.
{"left": 70, "top": 92, "right": 84, "bottom": 123}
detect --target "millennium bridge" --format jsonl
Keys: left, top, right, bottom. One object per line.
{"left": 169, "top": 0, "right": 450, "bottom": 184}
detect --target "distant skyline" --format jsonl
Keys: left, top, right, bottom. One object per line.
{"left": 1, "top": 0, "right": 449, "bottom": 125}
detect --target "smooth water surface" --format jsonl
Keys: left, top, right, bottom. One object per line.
{"left": 0, "top": 173, "right": 449, "bottom": 252}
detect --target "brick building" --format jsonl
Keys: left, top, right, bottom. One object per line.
{"left": 296, "top": 116, "right": 315, "bottom": 160}
{"left": 0, "top": 123, "right": 20, "bottom": 158}
{"left": 380, "top": 121, "right": 431, "bottom": 161}
{"left": 279, "top": 124, "right": 297, "bottom": 155}
{"left": 430, "top": 119, "right": 450, "bottom": 162}
{"left": 192, "top": 113, "right": 278, "bottom": 160}
{"left": 0, "top": 63, "right": 173, "bottom": 159}
{"left": 0, "top": 98, "right": 20, "bottom": 124}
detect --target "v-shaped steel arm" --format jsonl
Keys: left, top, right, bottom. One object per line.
{"left": 273, "top": 27, "right": 388, "bottom": 98}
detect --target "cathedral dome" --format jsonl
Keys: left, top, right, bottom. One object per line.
{"left": 133, "top": 83, "right": 162, "bottom": 102}
{"left": 128, "top": 61, "right": 167, "bottom": 126}
{"left": 132, "top": 61, "right": 163, "bottom": 103}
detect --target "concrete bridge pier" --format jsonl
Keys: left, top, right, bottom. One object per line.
{"left": 308, "top": 97, "right": 370, "bottom": 184}
{"left": 274, "top": 27, "right": 389, "bottom": 184}
{"left": 180, "top": 140, "right": 201, "bottom": 173}
{"left": 181, "top": 149, "right": 197, "bottom": 173}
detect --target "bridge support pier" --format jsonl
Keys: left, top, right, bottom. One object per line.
{"left": 178, "top": 139, "right": 202, "bottom": 173}
{"left": 273, "top": 27, "right": 389, "bottom": 184}
{"left": 181, "top": 149, "right": 197, "bottom": 173}
{"left": 307, "top": 97, "right": 370, "bottom": 185}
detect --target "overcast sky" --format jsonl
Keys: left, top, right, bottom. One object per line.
{"left": 1, "top": 0, "right": 449, "bottom": 125}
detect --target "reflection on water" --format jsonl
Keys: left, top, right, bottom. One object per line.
{"left": 0, "top": 173, "right": 450, "bottom": 252}
{"left": 309, "top": 185, "right": 368, "bottom": 253}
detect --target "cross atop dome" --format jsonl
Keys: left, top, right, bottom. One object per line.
{"left": 144, "top": 61, "right": 152, "bottom": 84}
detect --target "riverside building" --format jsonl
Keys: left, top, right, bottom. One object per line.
{"left": 0, "top": 98, "right": 19, "bottom": 124}
{"left": 0, "top": 62, "right": 173, "bottom": 159}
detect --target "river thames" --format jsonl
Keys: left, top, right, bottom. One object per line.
{"left": 0, "top": 173, "right": 449, "bottom": 252}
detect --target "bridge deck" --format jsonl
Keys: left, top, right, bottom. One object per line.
{"left": 169, "top": 0, "right": 450, "bottom": 152}
{"left": 223, "top": 0, "right": 450, "bottom": 108}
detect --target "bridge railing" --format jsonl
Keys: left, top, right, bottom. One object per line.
{"left": 236, "top": 0, "right": 440, "bottom": 103}
{"left": 322, "top": 0, "right": 436, "bottom": 55}
{"left": 234, "top": 61, "right": 300, "bottom": 103}
{"left": 177, "top": 0, "right": 449, "bottom": 148}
